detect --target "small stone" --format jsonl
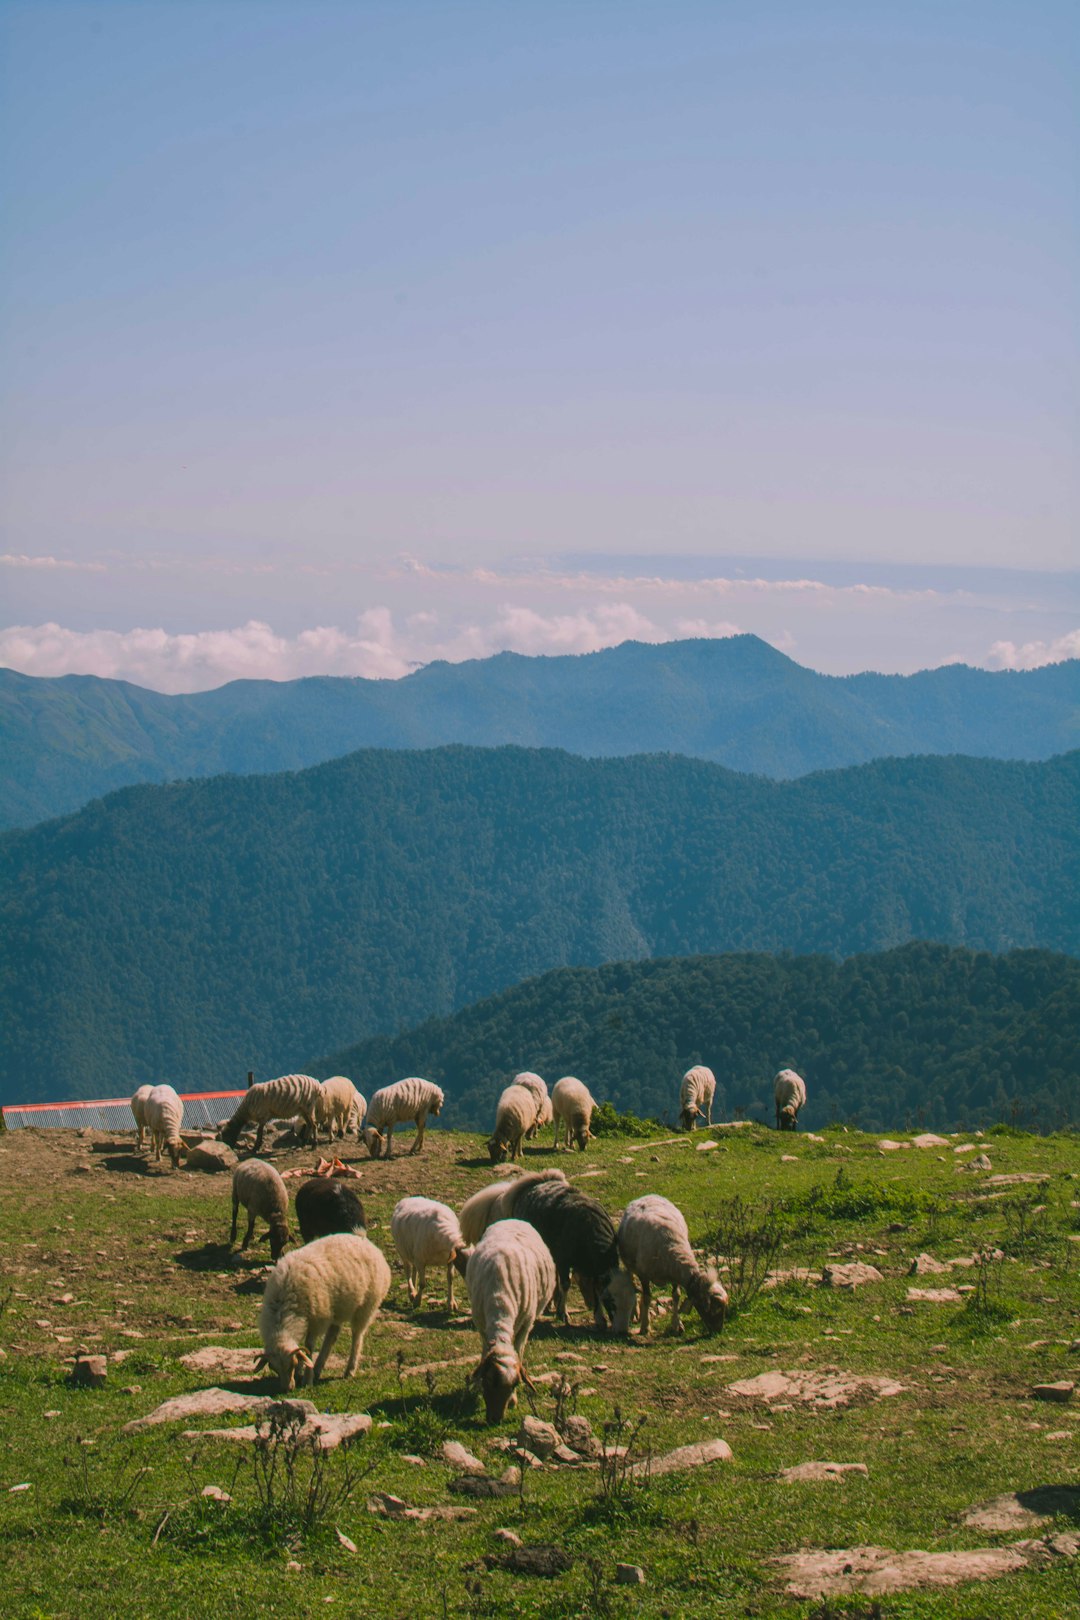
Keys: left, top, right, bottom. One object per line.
{"left": 551, "top": 1444, "right": 584, "bottom": 1466}
{"left": 441, "top": 1440, "right": 485, "bottom": 1474}
{"left": 43, "top": 1410, "right": 60, "bottom": 1419}
{"left": 906, "top": 1287, "right": 963, "bottom": 1304}
{"left": 186, "top": 1141, "right": 238, "bottom": 1173}
{"left": 821, "top": 1263, "right": 884, "bottom": 1290}
{"left": 780, "top": 1461, "right": 869, "bottom": 1482}
{"left": 285, "top": 1559, "right": 301, "bottom": 1572}
{"left": 402, "top": 1454, "right": 426, "bottom": 1466}
{"left": 616, "top": 1564, "right": 646, "bottom": 1585}
{"left": 494, "top": 1528, "right": 522, "bottom": 1547}
{"left": 71, "top": 1355, "right": 107, "bottom": 1388}
{"left": 912, "top": 1134, "right": 950, "bottom": 1148}
{"left": 9, "top": 1483, "right": 32, "bottom": 1493}
{"left": 562, "top": 1416, "right": 595, "bottom": 1452}
{"left": 201, "top": 1485, "right": 232, "bottom": 1502}
{"left": 518, "top": 1416, "right": 559, "bottom": 1458}
{"left": 336, "top": 1529, "right": 358, "bottom": 1553}
{"left": 1033, "top": 1383, "right": 1075, "bottom": 1403}
{"left": 908, "top": 1254, "right": 951, "bottom": 1276}
{"left": 553, "top": 1352, "right": 585, "bottom": 1364}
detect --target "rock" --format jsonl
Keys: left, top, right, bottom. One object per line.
{"left": 878, "top": 1140, "right": 909, "bottom": 1152}
{"left": 494, "top": 1528, "right": 523, "bottom": 1547}
{"left": 517, "top": 1416, "right": 559, "bottom": 1458}
{"left": 1033, "top": 1382, "right": 1075, "bottom": 1403}
{"left": 821, "top": 1263, "right": 884, "bottom": 1290}
{"left": 912, "top": 1134, "right": 950, "bottom": 1149}
{"left": 179, "top": 1346, "right": 262, "bottom": 1378}
{"left": 616, "top": 1564, "right": 646, "bottom": 1585}
{"left": 553, "top": 1351, "right": 585, "bottom": 1364}
{"left": 771, "top": 1535, "right": 1080, "bottom": 1598}
{"left": 632, "top": 1437, "right": 732, "bottom": 1478}
{"left": 781, "top": 1461, "right": 869, "bottom": 1482}
{"left": 200, "top": 1484, "right": 232, "bottom": 1502}
{"left": 551, "top": 1443, "right": 585, "bottom": 1466}
{"left": 781, "top": 1154, "right": 798, "bottom": 1162}
{"left": 486, "top": 1545, "right": 572, "bottom": 1578}
{"left": 448, "top": 1474, "right": 519, "bottom": 1499}
{"left": 562, "top": 1415, "right": 595, "bottom": 1450}
{"left": 124, "top": 1387, "right": 295, "bottom": 1433}
{"left": 908, "top": 1254, "right": 951, "bottom": 1275}
{"left": 74, "top": 1164, "right": 93, "bottom": 1175}
{"left": 285, "top": 1560, "right": 302, "bottom": 1572}
{"left": 696, "top": 1141, "right": 718, "bottom": 1152}
{"left": 971, "top": 1154, "right": 992, "bottom": 1169}
{"left": 727, "top": 1370, "right": 904, "bottom": 1409}
{"left": 508, "top": 1447, "right": 544, "bottom": 1469}
{"left": 441, "top": 1440, "right": 485, "bottom": 1474}
{"left": 963, "top": 1488, "right": 1080, "bottom": 1532}
{"left": 185, "top": 1142, "right": 238, "bottom": 1173}
{"left": 70, "top": 1355, "right": 107, "bottom": 1388}
{"left": 985, "top": 1172, "right": 1049, "bottom": 1186}
{"left": 907, "top": 1287, "right": 963, "bottom": 1303}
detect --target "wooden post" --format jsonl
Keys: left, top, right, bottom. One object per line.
{"left": 247, "top": 1071, "right": 254, "bottom": 1090}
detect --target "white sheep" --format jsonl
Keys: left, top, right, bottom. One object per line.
{"left": 617, "top": 1194, "right": 728, "bottom": 1336}
{"left": 466, "top": 1218, "right": 557, "bottom": 1423}
{"left": 513, "top": 1072, "right": 550, "bottom": 1139}
{"left": 130, "top": 1084, "right": 154, "bottom": 1149}
{"left": 774, "top": 1068, "right": 807, "bottom": 1131}
{"left": 256, "top": 1232, "right": 392, "bottom": 1391}
{"left": 551, "top": 1076, "right": 596, "bottom": 1151}
{"left": 362, "top": 1077, "right": 444, "bottom": 1159}
{"left": 487, "top": 1084, "right": 538, "bottom": 1164}
{"left": 231, "top": 1159, "right": 291, "bottom": 1261}
{"left": 221, "top": 1074, "right": 324, "bottom": 1152}
{"left": 458, "top": 1168, "right": 567, "bottom": 1247}
{"left": 145, "top": 1084, "right": 186, "bottom": 1168}
{"left": 390, "top": 1196, "right": 469, "bottom": 1311}
{"left": 317, "top": 1075, "right": 366, "bottom": 1140}
{"left": 679, "top": 1065, "right": 716, "bottom": 1130}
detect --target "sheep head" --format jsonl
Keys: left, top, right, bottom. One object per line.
{"left": 254, "top": 1344, "right": 313, "bottom": 1391}
{"left": 471, "top": 1345, "right": 521, "bottom": 1424}
{"left": 362, "top": 1126, "right": 386, "bottom": 1159}
{"left": 689, "top": 1269, "right": 729, "bottom": 1331}
{"left": 599, "top": 1268, "right": 638, "bottom": 1336}
{"left": 487, "top": 1134, "right": 510, "bottom": 1165}
{"left": 778, "top": 1105, "right": 798, "bottom": 1131}
{"left": 268, "top": 1218, "right": 291, "bottom": 1262}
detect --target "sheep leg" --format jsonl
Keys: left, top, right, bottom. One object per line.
{"left": 230, "top": 1193, "right": 240, "bottom": 1244}
{"left": 638, "top": 1277, "right": 651, "bottom": 1336}
{"left": 344, "top": 1297, "right": 381, "bottom": 1377}
{"left": 415, "top": 1266, "right": 426, "bottom": 1308}
{"left": 554, "top": 1273, "right": 571, "bottom": 1323}
{"left": 669, "top": 1284, "right": 684, "bottom": 1335}
{"left": 310, "top": 1322, "right": 341, "bottom": 1384}
{"left": 409, "top": 1112, "right": 426, "bottom": 1155}
{"left": 254, "top": 1122, "right": 266, "bottom": 1153}
{"left": 384, "top": 1124, "right": 396, "bottom": 1158}
{"left": 242, "top": 1210, "right": 257, "bottom": 1251}
{"left": 446, "top": 1261, "right": 456, "bottom": 1313}
{"left": 707, "top": 1096, "right": 713, "bottom": 1126}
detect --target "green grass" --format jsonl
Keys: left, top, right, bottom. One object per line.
{"left": 2, "top": 1121, "right": 1080, "bottom": 1617}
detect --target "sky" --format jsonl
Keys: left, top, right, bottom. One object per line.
{"left": 1, "top": 0, "right": 1077, "bottom": 691}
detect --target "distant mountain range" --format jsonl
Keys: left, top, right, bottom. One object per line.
{"left": 2, "top": 636, "right": 1077, "bottom": 828}
{"left": 1, "top": 744, "right": 1075, "bottom": 1103}
{"left": 320, "top": 942, "right": 1080, "bottom": 1134}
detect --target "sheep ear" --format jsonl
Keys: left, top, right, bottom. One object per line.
{"left": 292, "top": 1347, "right": 314, "bottom": 1370}
{"left": 253, "top": 1352, "right": 269, "bottom": 1372}
{"left": 518, "top": 1361, "right": 537, "bottom": 1393}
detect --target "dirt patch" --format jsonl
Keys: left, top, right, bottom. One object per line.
{"left": 963, "top": 1487, "right": 1080, "bottom": 1532}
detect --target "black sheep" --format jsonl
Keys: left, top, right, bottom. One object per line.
{"left": 508, "top": 1177, "right": 636, "bottom": 1333}
{"left": 295, "top": 1176, "right": 367, "bottom": 1244}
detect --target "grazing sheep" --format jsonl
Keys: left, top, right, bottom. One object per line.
{"left": 362, "top": 1077, "right": 444, "bottom": 1159}
{"left": 256, "top": 1232, "right": 391, "bottom": 1391}
{"left": 466, "top": 1218, "right": 557, "bottom": 1424}
{"left": 130, "top": 1084, "right": 154, "bottom": 1149}
{"left": 230, "top": 1159, "right": 291, "bottom": 1261}
{"left": 220, "top": 1074, "right": 323, "bottom": 1152}
{"left": 295, "top": 1176, "right": 367, "bottom": 1244}
{"left": 145, "top": 1084, "right": 186, "bottom": 1168}
{"left": 508, "top": 1175, "right": 636, "bottom": 1334}
{"left": 317, "top": 1076, "right": 366, "bottom": 1140}
{"left": 487, "top": 1084, "right": 537, "bottom": 1164}
{"left": 513, "top": 1072, "right": 550, "bottom": 1139}
{"left": 458, "top": 1168, "right": 567, "bottom": 1247}
{"left": 391, "top": 1196, "right": 469, "bottom": 1311}
{"left": 679, "top": 1065, "right": 716, "bottom": 1131}
{"left": 774, "top": 1068, "right": 807, "bottom": 1131}
{"left": 617, "top": 1194, "right": 728, "bottom": 1336}
{"left": 551, "top": 1076, "right": 596, "bottom": 1151}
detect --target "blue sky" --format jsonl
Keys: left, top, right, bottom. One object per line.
{"left": 1, "top": 1, "right": 1076, "bottom": 689}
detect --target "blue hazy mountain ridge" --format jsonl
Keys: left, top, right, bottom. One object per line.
{"left": 1, "top": 636, "right": 1078, "bottom": 828}
{"left": 317, "top": 943, "right": 1080, "bottom": 1135}
{"left": 0, "top": 744, "right": 1075, "bottom": 1105}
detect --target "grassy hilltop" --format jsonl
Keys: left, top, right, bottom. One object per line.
{"left": 3, "top": 1121, "right": 1080, "bottom": 1618}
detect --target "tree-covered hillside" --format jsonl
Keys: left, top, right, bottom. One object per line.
{"left": 322, "top": 945, "right": 1080, "bottom": 1133}
{"left": 0, "top": 746, "right": 1076, "bottom": 1104}
{"left": 2, "top": 636, "right": 1078, "bottom": 827}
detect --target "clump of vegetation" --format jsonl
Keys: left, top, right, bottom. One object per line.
{"left": 61, "top": 1440, "right": 153, "bottom": 1524}
{"left": 782, "top": 1167, "right": 934, "bottom": 1234}
{"left": 704, "top": 1194, "right": 785, "bottom": 1316}
{"left": 590, "top": 1101, "right": 663, "bottom": 1138}
{"left": 950, "top": 1250, "right": 1017, "bottom": 1338}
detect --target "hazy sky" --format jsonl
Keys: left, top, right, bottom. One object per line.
{"left": 2, "top": 1, "right": 1077, "bottom": 690}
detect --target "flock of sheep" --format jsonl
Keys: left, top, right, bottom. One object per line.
{"left": 128, "top": 1063, "right": 807, "bottom": 1422}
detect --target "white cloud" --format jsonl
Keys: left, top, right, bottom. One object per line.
{"left": 985, "top": 630, "right": 1080, "bottom": 670}
{"left": 0, "top": 553, "right": 106, "bottom": 572}
{"left": 0, "top": 607, "right": 745, "bottom": 692}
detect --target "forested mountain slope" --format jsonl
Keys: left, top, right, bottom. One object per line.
{"left": 0, "top": 745, "right": 1076, "bottom": 1103}
{"left": 321, "top": 943, "right": 1080, "bottom": 1133}
{"left": 2, "top": 636, "right": 1077, "bottom": 827}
